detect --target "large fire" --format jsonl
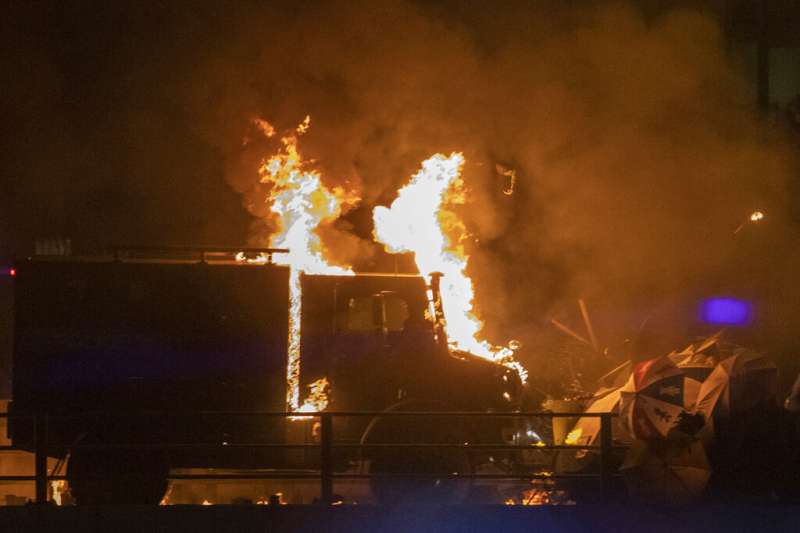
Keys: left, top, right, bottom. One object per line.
{"left": 249, "top": 121, "right": 526, "bottom": 411}
{"left": 251, "top": 117, "right": 357, "bottom": 411}
{"left": 373, "top": 153, "right": 527, "bottom": 382}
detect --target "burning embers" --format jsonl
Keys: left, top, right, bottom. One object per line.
{"left": 245, "top": 117, "right": 528, "bottom": 411}
{"left": 289, "top": 378, "right": 330, "bottom": 420}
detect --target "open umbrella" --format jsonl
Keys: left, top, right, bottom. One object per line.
{"left": 694, "top": 348, "right": 777, "bottom": 419}
{"left": 565, "top": 387, "right": 629, "bottom": 447}
{"left": 579, "top": 333, "right": 732, "bottom": 445}
{"left": 555, "top": 383, "right": 634, "bottom": 475}
{"left": 621, "top": 439, "right": 711, "bottom": 504}
{"left": 674, "top": 351, "right": 718, "bottom": 409}
{"left": 668, "top": 330, "right": 722, "bottom": 360}
{"left": 619, "top": 356, "right": 688, "bottom": 440}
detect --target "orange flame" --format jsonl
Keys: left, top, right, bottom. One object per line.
{"left": 289, "top": 377, "right": 330, "bottom": 420}
{"left": 251, "top": 117, "right": 357, "bottom": 410}
{"left": 373, "top": 153, "right": 527, "bottom": 382}
{"left": 564, "top": 427, "right": 583, "bottom": 446}
{"left": 257, "top": 120, "right": 358, "bottom": 276}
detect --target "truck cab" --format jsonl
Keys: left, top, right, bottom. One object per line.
{"left": 9, "top": 248, "right": 521, "bottom": 503}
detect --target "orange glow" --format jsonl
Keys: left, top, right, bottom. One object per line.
{"left": 373, "top": 153, "right": 527, "bottom": 382}
{"left": 249, "top": 117, "right": 357, "bottom": 411}
{"left": 505, "top": 473, "right": 564, "bottom": 506}
{"left": 564, "top": 427, "right": 583, "bottom": 445}
{"left": 255, "top": 118, "right": 358, "bottom": 276}
{"left": 520, "top": 488, "right": 551, "bottom": 505}
{"left": 289, "top": 378, "right": 330, "bottom": 420}
{"left": 252, "top": 118, "right": 276, "bottom": 138}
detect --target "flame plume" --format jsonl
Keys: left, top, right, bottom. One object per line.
{"left": 252, "top": 117, "right": 357, "bottom": 410}
{"left": 373, "top": 153, "right": 527, "bottom": 382}
{"left": 258, "top": 117, "right": 357, "bottom": 276}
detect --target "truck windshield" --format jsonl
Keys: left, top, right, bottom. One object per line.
{"left": 345, "top": 294, "right": 410, "bottom": 332}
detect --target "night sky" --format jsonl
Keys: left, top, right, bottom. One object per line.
{"left": 2, "top": 2, "right": 255, "bottom": 252}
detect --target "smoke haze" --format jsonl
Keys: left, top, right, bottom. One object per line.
{"left": 3, "top": 1, "right": 799, "bottom": 358}
{"left": 190, "top": 1, "right": 797, "bottom": 348}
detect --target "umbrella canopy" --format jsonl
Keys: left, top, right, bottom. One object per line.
{"left": 668, "top": 330, "right": 722, "bottom": 359}
{"left": 565, "top": 385, "right": 632, "bottom": 447}
{"left": 621, "top": 439, "right": 711, "bottom": 504}
{"left": 675, "top": 352, "right": 718, "bottom": 410}
{"left": 630, "top": 355, "right": 683, "bottom": 390}
{"left": 694, "top": 348, "right": 777, "bottom": 419}
{"left": 619, "top": 356, "right": 689, "bottom": 439}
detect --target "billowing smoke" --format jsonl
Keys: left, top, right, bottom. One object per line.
{"left": 187, "top": 1, "right": 798, "bottom": 354}
{"left": 4, "top": 1, "right": 798, "bottom": 368}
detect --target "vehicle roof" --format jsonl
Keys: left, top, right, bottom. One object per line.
{"left": 20, "top": 255, "right": 424, "bottom": 279}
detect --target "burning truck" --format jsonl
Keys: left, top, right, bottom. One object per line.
{"left": 8, "top": 119, "right": 533, "bottom": 505}
{"left": 9, "top": 250, "right": 523, "bottom": 505}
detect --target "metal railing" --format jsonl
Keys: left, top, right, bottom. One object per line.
{"left": 108, "top": 245, "right": 290, "bottom": 264}
{"left": 0, "top": 411, "right": 618, "bottom": 505}
{"left": 28, "top": 246, "right": 291, "bottom": 264}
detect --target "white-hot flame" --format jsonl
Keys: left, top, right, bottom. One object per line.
{"left": 251, "top": 118, "right": 357, "bottom": 410}
{"left": 373, "top": 153, "right": 527, "bottom": 382}
{"left": 258, "top": 124, "right": 357, "bottom": 276}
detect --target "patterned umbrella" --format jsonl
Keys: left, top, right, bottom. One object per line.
{"left": 661, "top": 332, "right": 724, "bottom": 412}
{"left": 580, "top": 333, "right": 728, "bottom": 444}
{"left": 694, "top": 348, "right": 777, "bottom": 419}
{"left": 565, "top": 385, "right": 632, "bottom": 447}
{"left": 675, "top": 352, "right": 718, "bottom": 410}
{"left": 669, "top": 329, "right": 721, "bottom": 357}
{"left": 619, "top": 356, "right": 688, "bottom": 440}
{"left": 621, "top": 439, "right": 711, "bottom": 504}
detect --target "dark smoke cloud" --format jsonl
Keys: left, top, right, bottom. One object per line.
{"left": 184, "top": 1, "right": 798, "bottom": 351}
{"left": 1, "top": 2, "right": 252, "bottom": 253}
{"left": 3, "top": 1, "right": 798, "bottom": 361}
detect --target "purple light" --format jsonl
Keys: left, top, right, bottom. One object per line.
{"left": 700, "top": 297, "right": 752, "bottom": 326}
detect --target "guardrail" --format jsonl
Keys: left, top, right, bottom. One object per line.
{"left": 0, "top": 411, "right": 618, "bottom": 505}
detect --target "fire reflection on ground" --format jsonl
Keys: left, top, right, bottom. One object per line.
{"left": 155, "top": 465, "right": 572, "bottom": 506}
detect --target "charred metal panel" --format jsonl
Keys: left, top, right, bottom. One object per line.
{"left": 11, "top": 260, "right": 290, "bottom": 459}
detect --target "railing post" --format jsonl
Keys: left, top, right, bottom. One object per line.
{"left": 34, "top": 413, "right": 48, "bottom": 504}
{"left": 599, "top": 413, "right": 613, "bottom": 502}
{"left": 320, "top": 413, "right": 333, "bottom": 504}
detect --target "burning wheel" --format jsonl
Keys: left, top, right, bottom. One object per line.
{"left": 67, "top": 445, "right": 169, "bottom": 505}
